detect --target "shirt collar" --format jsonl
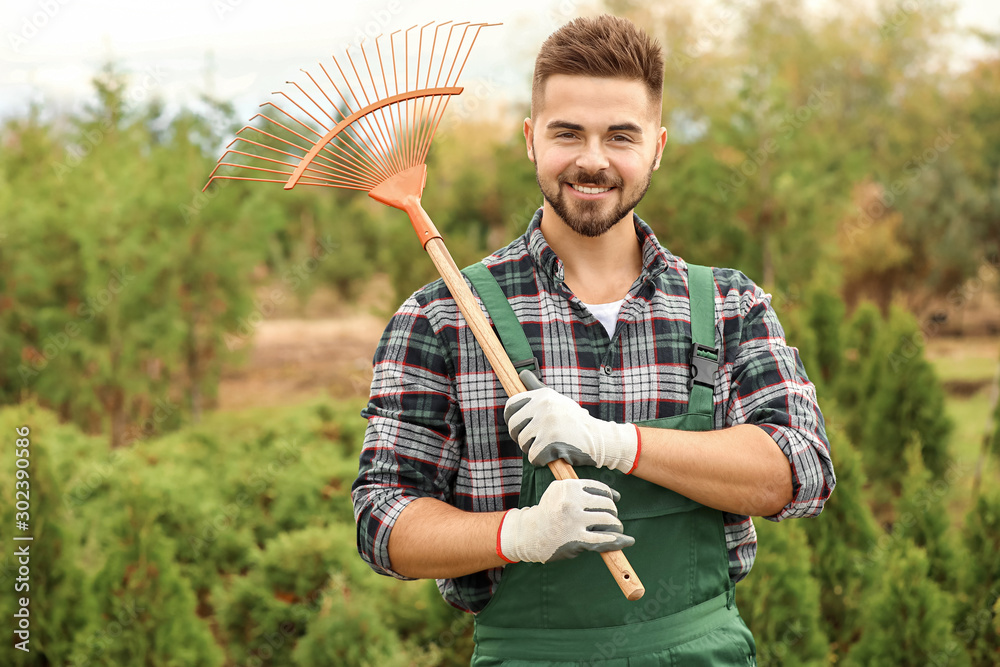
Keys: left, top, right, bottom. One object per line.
{"left": 523, "top": 209, "right": 678, "bottom": 286}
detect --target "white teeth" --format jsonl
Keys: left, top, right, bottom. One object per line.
{"left": 571, "top": 184, "right": 611, "bottom": 194}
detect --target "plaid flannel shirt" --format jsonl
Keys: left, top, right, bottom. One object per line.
{"left": 352, "top": 211, "right": 835, "bottom": 613}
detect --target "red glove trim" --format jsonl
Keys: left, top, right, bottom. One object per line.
{"left": 626, "top": 424, "right": 641, "bottom": 475}
{"left": 496, "top": 510, "right": 516, "bottom": 564}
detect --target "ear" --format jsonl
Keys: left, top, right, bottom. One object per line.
{"left": 652, "top": 126, "right": 667, "bottom": 170}
{"left": 523, "top": 118, "right": 535, "bottom": 163}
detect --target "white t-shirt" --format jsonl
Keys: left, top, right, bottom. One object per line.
{"left": 580, "top": 298, "right": 625, "bottom": 339}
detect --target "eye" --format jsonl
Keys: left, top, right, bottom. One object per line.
{"left": 610, "top": 134, "right": 633, "bottom": 143}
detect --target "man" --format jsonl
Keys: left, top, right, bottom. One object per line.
{"left": 353, "top": 15, "right": 835, "bottom": 665}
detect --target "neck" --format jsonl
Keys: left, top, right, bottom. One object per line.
{"left": 539, "top": 204, "right": 644, "bottom": 303}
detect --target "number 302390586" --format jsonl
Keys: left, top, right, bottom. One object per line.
{"left": 15, "top": 426, "right": 31, "bottom": 525}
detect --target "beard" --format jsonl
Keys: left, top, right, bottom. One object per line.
{"left": 535, "top": 156, "right": 657, "bottom": 238}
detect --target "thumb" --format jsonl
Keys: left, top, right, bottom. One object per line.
{"left": 519, "top": 369, "right": 545, "bottom": 391}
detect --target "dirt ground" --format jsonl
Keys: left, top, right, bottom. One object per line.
{"left": 217, "top": 283, "right": 389, "bottom": 411}
{"left": 217, "top": 314, "right": 385, "bottom": 410}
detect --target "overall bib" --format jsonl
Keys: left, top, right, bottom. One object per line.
{"left": 462, "top": 263, "right": 757, "bottom": 666}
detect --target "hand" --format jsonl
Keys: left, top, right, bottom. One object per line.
{"left": 503, "top": 371, "right": 639, "bottom": 473}
{"left": 497, "top": 478, "right": 634, "bottom": 563}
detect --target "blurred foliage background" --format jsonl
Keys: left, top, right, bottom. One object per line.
{"left": 2, "top": 0, "right": 1000, "bottom": 664}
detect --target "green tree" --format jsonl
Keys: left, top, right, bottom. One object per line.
{"left": 835, "top": 301, "right": 883, "bottom": 444}
{"left": 955, "top": 489, "right": 1000, "bottom": 666}
{"left": 844, "top": 538, "right": 970, "bottom": 667}
{"left": 804, "top": 284, "right": 845, "bottom": 390}
{"left": 895, "top": 444, "right": 961, "bottom": 591}
{"left": 738, "top": 519, "right": 829, "bottom": 666}
{"left": 858, "top": 305, "right": 953, "bottom": 499}
{"left": 801, "top": 421, "right": 879, "bottom": 653}
{"left": 71, "top": 479, "right": 224, "bottom": 666}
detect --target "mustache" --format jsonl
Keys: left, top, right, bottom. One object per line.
{"left": 558, "top": 170, "right": 623, "bottom": 188}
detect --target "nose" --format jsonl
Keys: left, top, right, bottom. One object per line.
{"left": 575, "top": 137, "right": 609, "bottom": 175}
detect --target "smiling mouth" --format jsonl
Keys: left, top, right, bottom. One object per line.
{"left": 569, "top": 184, "right": 613, "bottom": 194}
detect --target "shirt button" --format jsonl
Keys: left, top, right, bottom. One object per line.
{"left": 602, "top": 365, "right": 613, "bottom": 376}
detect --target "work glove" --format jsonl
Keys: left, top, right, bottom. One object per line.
{"left": 503, "top": 370, "right": 640, "bottom": 474}
{"left": 497, "top": 478, "right": 634, "bottom": 563}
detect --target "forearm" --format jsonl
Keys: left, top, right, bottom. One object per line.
{"left": 387, "top": 497, "right": 508, "bottom": 579}
{"left": 632, "top": 424, "right": 792, "bottom": 516}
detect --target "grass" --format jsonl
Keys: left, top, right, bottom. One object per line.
{"left": 926, "top": 335, "right": 1000, "bottom": 523}
{"left": 944, "top": 388, "right": 998, "bottom": 521}
{"left": 930, "top": 355, "right": 999, "bottom": 384}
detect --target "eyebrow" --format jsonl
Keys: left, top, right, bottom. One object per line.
{"left": 546, "top": 120, "right": 644, "bottom": 134}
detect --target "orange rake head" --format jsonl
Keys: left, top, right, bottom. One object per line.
{"left": 204, "top": 20, "right": 499, "bottom": 232}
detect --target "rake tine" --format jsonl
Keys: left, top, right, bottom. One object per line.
{"left": 374, "top": 34, "right": 404, "bottom": 177}
{"left": 299, "top": 68, "right": 342, "bottom": 126}
{"left": 329, "top": 53, "right": 395, "bottom": 179}
{"left": 260, "top": 100, "right": 325, "bottom": 140}
{"left": 343, "top": 46, "right": 398, "bottom": 177}
{"left": 360, "top": 37, "right": 402, "bottom": 173}
{"left": 282, "top": 82, "right": 334, "bottom": 131}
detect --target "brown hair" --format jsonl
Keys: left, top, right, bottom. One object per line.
{"left": 531, "top": 15, "right": 664, "bottom": 117}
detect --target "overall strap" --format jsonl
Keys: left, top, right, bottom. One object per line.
{"left": 462, "top": 261, "right": 718, "bottom": 414}
{"left": 462, "top": 262, "right": 539, "bottom": 377}
{"left": 686, "top": 264, "right": 719, "bottom": 416}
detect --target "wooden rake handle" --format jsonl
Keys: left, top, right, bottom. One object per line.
{"left": 412, "top": 210, "right": 645, "bottom": 602}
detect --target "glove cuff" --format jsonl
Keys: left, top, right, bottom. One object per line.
{"left": 496, "top": 509, "right": 520, "bottom": 564}
{"left": 602, "top": 422, "right": 640, "bottom": 474}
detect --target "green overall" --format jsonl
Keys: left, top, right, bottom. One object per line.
{"left": 462, "top": 262, "right": 757, "bottom": 666}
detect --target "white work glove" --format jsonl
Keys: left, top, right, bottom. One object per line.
{"left": 503, "top": 370, "right": 640, "bottom": 474}
{"left": 497, "top": 478, "right": 634, "bottom": 563}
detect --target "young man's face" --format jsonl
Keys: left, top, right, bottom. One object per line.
{"left": 524, "top": 74, "right": 667, "bottom": 238}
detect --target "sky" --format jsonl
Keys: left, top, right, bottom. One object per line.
{"left": 1, "top": 0, "right": 999, "bottom": 124}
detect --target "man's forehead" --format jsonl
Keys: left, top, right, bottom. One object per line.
{"left": 534, "top": 74, "right": 661, "bottom": 124}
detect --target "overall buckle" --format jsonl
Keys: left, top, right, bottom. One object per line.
{"left": 513, "top": 357, "right": 541, "bottom": 381}
{"left": 688, "top": 343, "right": 719, "bottom": 390}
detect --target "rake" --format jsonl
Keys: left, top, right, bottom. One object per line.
{"left": 203, "top": 20, "right": 644, "bottom": 601}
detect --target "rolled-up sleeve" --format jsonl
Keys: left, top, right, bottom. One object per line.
{"left": 722, "top": 280, "right": 836, "bottom": 521}
{"left": 351, "top": 295, "right": 462, "bottom": 578}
